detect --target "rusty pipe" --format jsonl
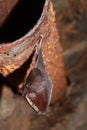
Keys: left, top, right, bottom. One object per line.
{"left": 0, "top": 0, "right": 67, "bottom": 103}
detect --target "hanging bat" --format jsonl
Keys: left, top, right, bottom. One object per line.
{"left": 22, "top": 36, "right": 53, "bottom": 115}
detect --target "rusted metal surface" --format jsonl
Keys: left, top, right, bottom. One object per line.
{"left": 0, "top": 0, "right": 67, "bottom": 104}
{"left": 0, "top": 0, "right": 19, "bottom": 27}
{"left": 0, "top": 0, "right": 87, "bottom": 130}
{"left": 53, "top": 0, "right": 87, "bottom": 82}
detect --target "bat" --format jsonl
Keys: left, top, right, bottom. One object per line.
{"left": 22, "top": 36, "right": 53, "bottom": 115}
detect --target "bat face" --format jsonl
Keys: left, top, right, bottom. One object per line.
{"left": 22, "top": 37, "right": 53, "bottom": 115}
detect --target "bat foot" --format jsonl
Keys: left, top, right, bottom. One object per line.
{"left": 35, "top": 35, "right": 43, "bottom": 55}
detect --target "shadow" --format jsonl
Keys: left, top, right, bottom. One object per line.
{"left": 0, "top": 73, "right": 21, "bottom": 99}
{"left": 6, "top": 50, "right": 35, "bottom": 89}
{"left": 0, "top": 74, "right": 6, "bottom": 99}
{"left": 0, "top": 50, "right": 35, "bottom": 99}
{"left": 0, "top": 0, "right": 45, "bottom": 43}
{"left": 66, "top": 76, "right": 71, "bottom": 86}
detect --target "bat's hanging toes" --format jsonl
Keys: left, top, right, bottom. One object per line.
{"left": 35, "top": 35, "right": 43, "bottom": 55}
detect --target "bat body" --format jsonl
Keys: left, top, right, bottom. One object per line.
{"left": 22, "top": 37, "right": 52, "bottom": 115}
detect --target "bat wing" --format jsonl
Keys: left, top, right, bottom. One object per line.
{"left": 23, "top": 69, "right": 52, "bottom": 115}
